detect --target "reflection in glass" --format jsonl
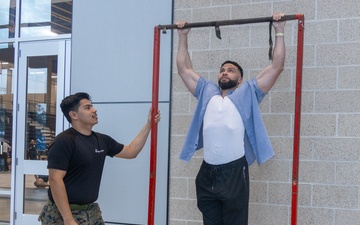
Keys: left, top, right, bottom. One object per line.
{"left": 0, "top": 44, "right": 14, "bottom": 143}
{"left": 23, "top": 174, "right": 49, "bottom": 215}
{"left": 0, "top": 0, "right": 16, "bottom": 39}
{"left": 25, "top": 56, "right": 57, "bottom": 160}
{"left": 23, "top": 55, "right": 57, "bottom": 216}
{"left": 21, "top": 0, "right": 72, "bottom": 37}
{"left": 0, "top": 43, "right": 14, "bottom": 223}
{"left": 0, "top": 172, "right": 11, "bottom": 222}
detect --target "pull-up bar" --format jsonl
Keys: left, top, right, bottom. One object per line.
{"left": 148, "top": 14, "right": 304, "bottom": 225}
{"left": 158, "top": 14, "right": 299, "bottom": 34}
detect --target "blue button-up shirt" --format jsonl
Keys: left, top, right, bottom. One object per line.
{"left": 179, "top": 77, "right": 274, "bottom": 165}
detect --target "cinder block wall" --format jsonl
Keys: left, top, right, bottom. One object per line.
{"left": 169, "top": 0, "right": 360, "bottom": 225}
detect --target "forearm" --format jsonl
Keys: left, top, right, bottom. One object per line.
{"left": 272, "top": 29, "right": 285, "bottom": 72}
{"left": 256, "top": 19, "right": 286, "bottom": 93}
{"left": 123, "top": 121, "right": 151, "bottom": 159}
{"left": 176, "top": 34, "right": 193, "bottom": 73}
{"left": 176, "top": 33, "right": 199, "bottom": 94}
{"left": 49, "top": 178, "right": 75, "bottom": 224}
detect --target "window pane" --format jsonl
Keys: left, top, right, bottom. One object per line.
{"left": 0, "top": 0, "right": 16, "bottom": 39}
{"left": 0, "top": 43, "right": 14, "bottom": 224}
{"left": 25, "top": 56, "right": 57, "bottom": 160}
{"left": 23, "top": 55, "right": 57, "bottom": 216}
{"left": 21, "top": 0, "right": 72, "bottom": 37}
{"left": 23, "top": 174, "right": 49, "bottom": 215}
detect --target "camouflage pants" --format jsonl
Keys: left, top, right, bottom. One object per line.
{"left": 38, "top": 200, "right": 105, "bottom": 225}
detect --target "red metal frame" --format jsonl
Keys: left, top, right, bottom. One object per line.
{"left": 148, "top": 26, "right": 160, "bottom": 225}
{"left": 291, "top": 14, "right": 305, "bottom": 225}
{"left": 148, "top": 14, "right": 305, "bottom": 225}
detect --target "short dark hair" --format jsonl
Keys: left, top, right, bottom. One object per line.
{"left": 60, "top": 92, "right": 91, "bottom": 123}
{"left": 221, "top": 60, "right": 243, "bottom": 77}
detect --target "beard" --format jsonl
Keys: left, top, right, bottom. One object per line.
{"left": 218, "top": 78, "right": 238, "bottom": 90}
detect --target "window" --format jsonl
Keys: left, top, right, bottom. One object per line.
{"left": 21, "top": 0, "right": 72, "bottom": 37}
{"left": 0, "top": 0, "right": 16, "bottom": 39}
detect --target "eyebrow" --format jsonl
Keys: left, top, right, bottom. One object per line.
{"left": 82, "top": 102, "right": 93, "bottom": 108}
{"left": 220, "top": 67, "right": 236, "bottom": 71}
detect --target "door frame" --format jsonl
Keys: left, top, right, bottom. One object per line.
{"left": 12, "top": 39, "right": 71, "bottom": 225}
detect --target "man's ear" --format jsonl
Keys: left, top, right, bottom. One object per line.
{"left": 69, "top": 111, "right": 77, "bottom": 120}
{"left": 238, "top": 77, "right": 243, "bottom": 85}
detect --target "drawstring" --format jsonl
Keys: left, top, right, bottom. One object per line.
{"left": 211, "top": 167, "right": 219, "bottom": 190}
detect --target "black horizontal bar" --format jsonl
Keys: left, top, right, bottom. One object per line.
{"left": 158, "top": 14, "right": 301, "bottom": 30}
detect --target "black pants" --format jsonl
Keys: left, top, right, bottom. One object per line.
{"left": 196, "top": 156, "right": 249, "bottom": 225}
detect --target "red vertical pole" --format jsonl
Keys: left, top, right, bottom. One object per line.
{"left": 291, "top": 14, "right": 305, "bottom": 225}
{"left": 148, "top": 26, "right": 160, "bottom": 225}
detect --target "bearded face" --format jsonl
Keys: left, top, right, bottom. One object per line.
{"left": 218, "top": 63, "right": 242, "bottom": 90}
{"left": 218, "top": 78, "right": 238, "bottom": 90}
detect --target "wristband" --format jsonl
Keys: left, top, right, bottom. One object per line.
{"left": 275, "top": 32, "right": 284, "bottom": 37}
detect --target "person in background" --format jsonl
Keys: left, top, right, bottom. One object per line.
{"left": 38, "top": 92, "right": 161, "bottom": 225}
{"left": 0, "top": 140, "right": 11, "bottom": 171}
{"left": 176, "top": 12, "right": 286, "bottom": 225}
{"left": 27, "top": 139, "right": 38, "bottom": 160}
{"left": 34, "top": 175, "right": 50, "bottom": 188}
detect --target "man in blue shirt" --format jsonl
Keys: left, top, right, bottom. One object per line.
{"left": 176, "top": 12, "right": 286, "bottom": 225}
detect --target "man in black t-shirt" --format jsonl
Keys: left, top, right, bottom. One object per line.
{"left": 38, "top": 92, "right": 160, "bottom": 225}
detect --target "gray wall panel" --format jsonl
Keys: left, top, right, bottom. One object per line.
{"left": 71, "top": 0, "right": 172, "bottom": 102}
{"left": 71, "top": 0, "right": 172, "bottom": 224}
{"left": 92, "top": 103, "right": 169, "bottom": 224}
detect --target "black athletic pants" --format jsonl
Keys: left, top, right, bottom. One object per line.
{"left": 196, "top": 156, "right": 249, "bottom": 225}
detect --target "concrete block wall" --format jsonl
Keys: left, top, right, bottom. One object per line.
{"left": 169, "top": 0, "right": 360, "bottom": 224}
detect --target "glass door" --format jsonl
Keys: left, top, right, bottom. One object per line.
{"left": 14, "top": 40, "right": 70, "bottom": 224}
{"left": 0, "top": 43, "right": 15, "bottom": 225}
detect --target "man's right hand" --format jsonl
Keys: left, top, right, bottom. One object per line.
{"left": 176, "top": 21, "right": 191, "bottom": 35}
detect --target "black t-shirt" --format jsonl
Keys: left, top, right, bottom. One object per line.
{"left": 47, "top": 127, "right": 124, "bottom": 204}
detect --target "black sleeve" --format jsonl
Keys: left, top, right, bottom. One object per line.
{"left": 97, "top": 133, "right": 124, "bottom": 157}
{"left": 47, "top": 133, "right": 74, "bottom": 171}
